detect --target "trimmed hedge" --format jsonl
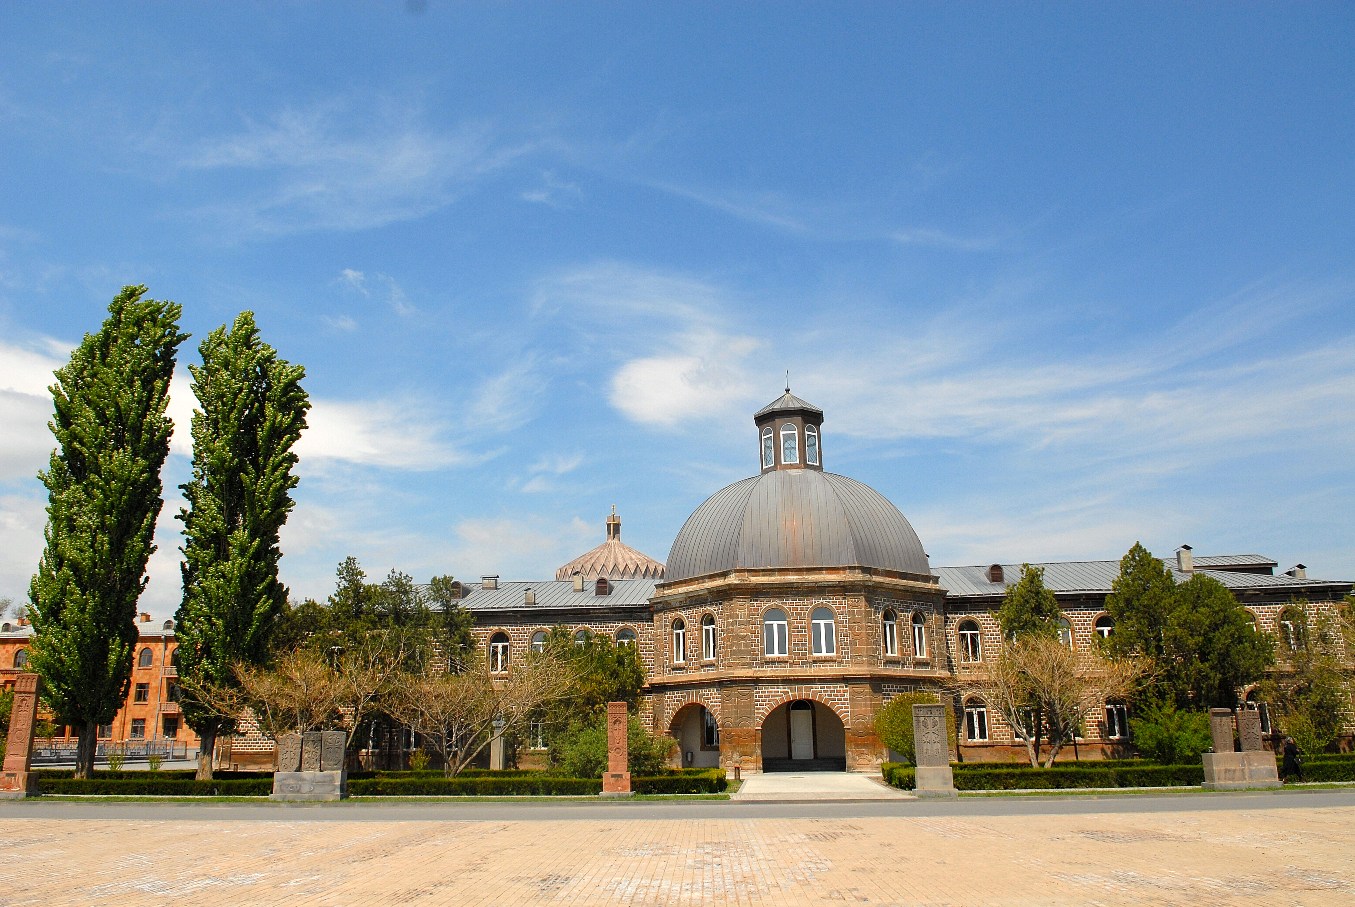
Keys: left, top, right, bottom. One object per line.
{"left": 881, "top": 762, "right": 915, "bottom": 790}
{"left": 632, "top": 770, "right": 727, "bottom": 794}
{"left": 882, "top": 762, "right": 1204, "bottom": 791}
{"left": 38, "top": 777, "right": 272, "bottom": 796}
{"left": 349, "top": 775, "right": 601, "bottom": 796}
{"left": 1297, "top": 760, "right": 1355, "bottom": 783}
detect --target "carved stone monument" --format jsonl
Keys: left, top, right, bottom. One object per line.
{"left": 272, "top": 730, "right": 347, "bottom": 801}
{"left": 600, "top": 700, "right": 632, "bottom": 797}
{"left": 911, "top": 703, "right": 957, "bottom": 799}
{"left": 275, "top": 733, "right": 302, "bottom": 772}
{"left": 1202, "top": 708, "right": 1280, "bottom": 790}
{"left": 0, "top": 673, "right": 41, "bottom": 798}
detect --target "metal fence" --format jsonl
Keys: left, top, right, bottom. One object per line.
{"left": 30, "top": 740, "right": 190, "bottom": 765}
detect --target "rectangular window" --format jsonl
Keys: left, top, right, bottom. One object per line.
{"left": 163, "top": 716, "right": 179, "bottom": 739}
{"left": 882, "top": 616, "right": 897, "bottom": 657}
{"left": 134, "top": 682, "right": 150, "bottom": 703}
{"left": 529, "top": 720, "right": 546, "bottom": 750}
{"left": 97, "top": 723, "right": 112, "bottom": 739}
{"left": 702, "top": 620, "right": 717, "bottom": 661}
{"left": 1104, "top": 703, "right": 1129, "bottom": 740}
{"left": 964, "top": 704, "right": 989, "bottom": 742}
{"left": 764, "top": 621, "right": 788, "bottom": 657}
{"left": 703, "top": 710, "right": 720, "bottom": 748}
{"left": 912, "top": 618, "right": 928, "bottom": 659}
{"left": 130, "top": 718, "right": 146, "bottom": 739}
{"left": 166, "top": 681, "right": 179, "bottom": 702}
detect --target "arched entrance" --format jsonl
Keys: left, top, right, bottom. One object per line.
{"left": 761, "top": 699, "right": 846, "bottom": 771}
{"left": 668, "top": 703, "right": 722, "bottom": 769}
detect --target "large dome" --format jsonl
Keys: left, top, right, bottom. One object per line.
{"left": 664, "top": 468, "right": 931, "bottom": 582}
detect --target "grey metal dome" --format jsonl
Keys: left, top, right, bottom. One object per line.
{"left": 664, "top": 468, "right": 931, "bottom": 582}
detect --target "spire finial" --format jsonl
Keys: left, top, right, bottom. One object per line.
{"left": 785, "top": 370, "right": 790, "bottom": 394}
{"left": 606, "top": 505, "right": 621, "bottom": 540}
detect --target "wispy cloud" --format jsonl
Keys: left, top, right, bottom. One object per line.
{"left": 519, "top": 452, "right": 584, "bottom": 494}
{"left": 336, "top": 268, "right": 415, "bottom": 316}
{"left": 177, "top": 98, "right": 532, "bottom": 235}
{"left": 644, "top": 179, "right": 808, "bottom": 233}
{"left": 297, "top": 397, "right": 472, "bottom": 471}
{"left": 890, "top": 227, "right": 1002, "bottom": 252}
{"left": 520, "top": 170, "right": 583, "bottom": 208}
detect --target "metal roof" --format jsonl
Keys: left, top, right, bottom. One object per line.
{"left": 754, "top": 390, "right": 823, "bottom": 419}
{"left": 936, "top": 560, "right": 1350, "bottom": 599}
{"left": 664, "top": 469, "right": 931, "bottom": 582}
{"left": 457, "top": 578, "right": 657, "bottom": 613}
{"left": 1190, "top": 554, "right": 1278, "bottom": 570}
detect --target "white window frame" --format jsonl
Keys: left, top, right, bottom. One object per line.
{"left": 129, "top": 718, "right": 146, "bottom": 740}
{"left": 780, "top": 423, "right": 799, "bottom": 464}
{"left": 761, "top": 426, "right": 774, "bottom": 468}
{"left": 763, "top": 609, "right": 788, "bottom": 657}
{"left": 882, "top": 610, "right": 898, "bottom": 657}
{"left": 1056, "top": 617, "right": 1074, "bottom": 649}
{"left": 616, "top": 627, "right": 637, "bottom": 646}
{"left": 912, "top": 611, "right": 928, "bottom": 659}
{"left": 701, "top": 614, "right": 717, "bottom": 661}
{"left": 811, "top": 607, "right": 836, "bottom": 655}
{"left": 530, "top": 631, "right": 548, "bottom": 653}
{"left": 805, "top": 424, "right": 820, "bottom": 465}
{"left": 1094, "top": 615, "right": 1114, "bottom": 639}
{"left": 573, "top": 629, "right": 589, "bottom": 647}
{"left": 489, "top": 634, "right": 510, "bottom": 674}
{"left": 964, "top": 700, "right": 989, "bottom": 742}
{"left": 1104, "top": 702, "right": 1129, "bottom": 740}
{"left": 672, "top": 619, "right": 687, "bottom": 664}
{"left": 959, "top": 621, "right": 982, "bottom": 663}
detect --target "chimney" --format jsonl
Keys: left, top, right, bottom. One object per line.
{"left": 987, "top": 564, "right": 1005, "bottom": 584}
{"left": 139, "top": 612, "right": 151, "bottom": 623}
{"left": 481, "top": 575, "right": 499, "bottom": 591}
{"left": 524, "top": 587, "right": 535, "bottom": 605}
{"left": 572, "top": 572, "right": 585, "bottom": 592}
{"left": 1285, "top": 564, "right": 1308, "bottom": 580}
{"left": 1176, "top": 545, "right": 1193, "bottom": 573}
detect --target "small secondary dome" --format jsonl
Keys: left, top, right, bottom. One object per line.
{"left": 664, "top": 389, "right": 930, "bottom": 583}
{"left": 555, "top": 508, "right": 666, "bottom": 581}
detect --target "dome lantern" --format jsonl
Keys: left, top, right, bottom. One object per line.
{"left": 754, "top": 385, "right": 824, "bottom": 474}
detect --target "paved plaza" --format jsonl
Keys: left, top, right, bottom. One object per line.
{"left": 1, "top": 791, "right": 1353, "bottom": 906}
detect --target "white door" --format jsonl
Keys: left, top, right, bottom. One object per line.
{"left": 790, "top": 707, "right": 814, "bottom": 760}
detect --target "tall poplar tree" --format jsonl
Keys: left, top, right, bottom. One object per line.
{"left": 174, "top": 312, "right": 308, "bottom": 780}
{"left": 29, "top": 286, "right": 186, "bottom": 778}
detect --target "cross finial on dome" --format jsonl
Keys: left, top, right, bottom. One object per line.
{"left": 785, "top": 370, "right": 790, "bottom": 394}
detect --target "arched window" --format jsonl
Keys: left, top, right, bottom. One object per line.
{"left": 881, "top": 610, "right": 898, "bottom": 657}
{"left": 1104, "top": 700, "right": 1129, "bottom": 740}
{"left": 573, "top": 629, "right": 589, "bottom": 647}
{"left": 1278, "top": 606, "right": 1307, "bottom": 652}
{"left": 138, "top": 647, "right": 153, "bottom": 668}
{"left": 671, "top": 619, "right": 687, "bottom": 664}
{"left": 763, "top": 608, "right": 788, "bottom": 657}
{"left": 1094, "top": 615, "right": 1114, "bottom": 639}
{"left": 761, "top": 426, "right": 774, "bottom": 468}
{"left": 1056, "top": 617, "right": 1074, "bottom": 649}
{"left": 805, "top": 424, "right": 820, "bottom": 466}
{"left": 958, "top": 620, "right": 982, "bottom": 663}
{"left": 912, "top": 612, "right": 928, "bottom": 658}
{"left": 489, "top": 632, "right": 510, "bottom": 673}
{"left": 170, "top": 647, "right": 180, "bottom": 668}
{"left": 964, "top": 698, "right": 989, "bottom": 742}
{"left": 163, "top": 619, "right": 175, "bottom": 631}
{"left": 616, "top": 627, "right": 637, "bottom": 646}
{"left": 530, "top": 631, "right": 548, "bottom": 653}
{"left": 811, "top": 607, "right": 836, "bottom": 655}
{"left": 701, "top": 614, "right": 717, "bottom": 661}
{"left": 780, "top": 423, "right": 799, "bottom": 464}
{"left": 703, "top": 709, "right": 720, "bottom": 747}
{"left": 13, "top": 648, "right": 29, "bottom": 670}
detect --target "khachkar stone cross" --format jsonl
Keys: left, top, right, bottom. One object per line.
{"left": 911, "top": 703, "right": 957, "bottom": 799}
{"left": 601, "top": 701, "right": 632, "bottom": 797}
{"left": 1, "top": 673, "right": 41, "bottom": 798}
{"left": 1201, "top": 707, "right": 1279, "bottom": 790}
{"left": 271, "top": 729, "right": 349, "bottom": 801}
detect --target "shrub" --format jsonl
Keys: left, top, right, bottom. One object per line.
{"left": 953, "top": 764, "right": 1202, "bottom": 790}
{"left": 632, "top": 770, "right": 727, "bottom": 794}
{"left": 105, "top": 748, "right": 126, "bottom": 772}
{"left": 349, "top": 775, "right": 601, "bottom": 796}
{"left": 880, "top": 762, "right": 916, "bottom": 790}
{"left": 1129, "top": 703, "right": 1213, "bottom": 765}
{"left": 555, "top": 715, "right": 675, "bottom": 778}
{"left": 874, "top": 693, "right": 955, "bottom": 765}
{"left": 146, "top": 755, "right": 162, "bottom": 771}
{"left": 408, "top": 749, "right": 431, "bottom": 772}
{"left": 38, "top": 777, "right": 271, "bottom": 796}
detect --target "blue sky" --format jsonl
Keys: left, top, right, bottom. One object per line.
{"left": 2, "top": 3, "right": 1353, "bottom": 617}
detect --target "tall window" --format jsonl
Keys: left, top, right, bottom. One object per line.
{"left": 703, "top": 709, "right": 720, "bottom": 747}
{"left": 1104, "top": 701, "right": 1129, "bottom": 740}
{"left": 958, "top": 620, "right": 982, "bottom": 662}
{"left": 134, "top": 682, "right": 149, "bottom": 703}
{"left": 912, "top": 612, "right": 928, "bottom": 658}
{"left": 672, "top": 619, "right": 687, "bottom": 664}
{"left": 1278, "top": 607, "right": 1307, "bottom": 652}
{"left": 701, "top": 614, "right": 717, "bottom": 661}
{"left": 1056, "top": 617, "right": 1074, "bottom": 649}
{"left": 138, "top": 648, "right": 153, "bottom": 668}
{"left": 129, "top": 718, "right": 146, "bottom": 740}
{"left": 163, "top": 716, "right": 179, "bottom": 739}
{"left": 489, "top": 632, "right": 510, "bottom": 673}
{"left": 964, "top": 699, "right": 989, "bottom": 742}
{"left": 881, "top": 610, "right": 898, "bottom": 657}
{"left": 530, "top": 631, "right": 548, "bottom": 653}
{"left": 1094, "top": 615, "right": 1114, "bottom": 639}
{"left": 13, "top": 648, "right": 28, "bottom": 669}
{"left": 805, "top": 424, "right": 820, "bottom": 465}
{"left": 780, "top": 423, "right": 799, "bottom": 464}
{"left": 811, "top": 607, "right": 836, "bottom": 655}
{"left": 616, "top": 627, "right": 637, "bottom": 646}
{"left": 761, "top": 426, "right": 774, "bottom": 468}
{"left": 764, "top": 608, "right": 788, "bottom": 657}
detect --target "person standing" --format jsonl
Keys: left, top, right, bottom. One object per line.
{"left": 1281, "top": 737, "right": 1304, "bottom": 783}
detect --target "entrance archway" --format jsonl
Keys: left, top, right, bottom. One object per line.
{"left": 760, "top": 699, "right": 846, "bottom": 771}
{"left": 668, "top": 703, "right": 721, "bottom": 769}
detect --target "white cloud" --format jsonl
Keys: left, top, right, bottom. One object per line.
{"left": 296, "top": 397, "right": 471, "bottom": 471}
{"left": 0, "top": 493, "right": 45, "bottom": 603}
{"left": 466, "top": 360, "right": 547, "bottom": 435}
{"left": 890, "top": 227, "right": 1001, "bottom": 252}
{"left": 520, "top": 170, "right": 583, "bottom": 208}
{"left": 610, "top": 332, "right": 762, "bottom": 428}
{"left": 0, "top": 338, "right": 65, "bottom": 482}
{"left": 336, "top": 268, "right": 414, "bottom": 316}
{"left": 323, "top": 314, "right": 358, "bottom": 332}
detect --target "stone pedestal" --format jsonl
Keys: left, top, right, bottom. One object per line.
{"left": 912, "top": 704, "right": 957, "bottom": 799}
{"left": 600, "top": 701, "right": 632, "bottom": 797}
{"left": 0, "top": 674, "right": 41, "bottom": 799}
{"left": 270, "top": 770, "right": 347, "bottom": 801}
{"left": 1202, "top": 751, "right": 1281, "bottom": 790}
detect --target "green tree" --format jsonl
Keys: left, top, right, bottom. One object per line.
{"left": 426, "top": 575, "right": 475, "bottom": 669}
{"left": 556, "top": 714, "right": 676, "bottom": 778}
{"left": 873, "top": 692, "right": 955, "bottom": 765}
{"left": 174, "top": 312, "right": 309, "bottom": 780}
{"left": 995, "top": 564, "right": 1062, "bottom": 640}
{"left": 1264, "top": 603, "right": 1351, "bottom": 754}
{"left": 1105, "top": 542, "right": 1177, "bottom": 665}
{"left": 1128, "top": 700, "right": 1214, "bottom": 765}
{"left": 1163, "top": 573, "right": 1273, "bottom": 709}
{"left": 28, "top": 286, "right": 186, "bottom": 778}
{"left": 538, "top": 627, "right": 644, "bottom": 761}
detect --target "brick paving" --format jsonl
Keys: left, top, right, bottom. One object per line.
{"left": 0, "top": 804, "right": 1352, "bottom": 905}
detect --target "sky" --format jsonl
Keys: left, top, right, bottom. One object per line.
{"left": 2, "top": 3, "right": 1353, "bottom": 619}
